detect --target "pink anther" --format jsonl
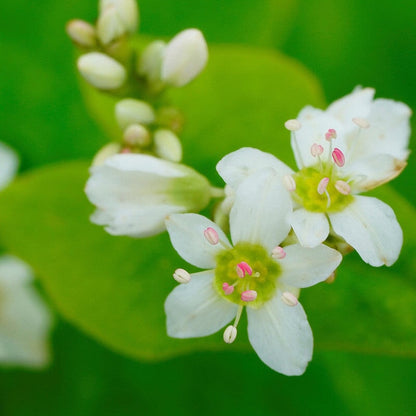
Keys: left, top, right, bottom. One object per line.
{"left": 332, "top": 148, "right": 345, "bottom": 167}
{"left": 236, "top": 261, "right": 253, "bottom": 278}
{"left": 310, "top": 143, "right": 324, "bottom": 157}
{"left": 317, "top": 177, "right": 330, "bottom": 195}
{"left": 204, "top": 227, "right": 219, "bottom": 245}
{"left": 222, "top": 282, "right": 234, "bottom": 295}
{"left": 325, "top": 128, "right": 337, "bottom": 141}
{"left": 272, "top": 246, "right": 286, "bottom": 260}
{"left": 335, "top": 180, "right": 351, "bottom": 195}
{"left": 241, "top": 290, "right": 257, "bottom": 302}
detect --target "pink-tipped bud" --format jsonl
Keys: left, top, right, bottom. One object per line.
{"left": 317, "top": 177, "right": 329, "bottom": 195}
{"left": 325, "top": 128, "right": 337, "bottom": 141}
{"left": 283, "top": 174, "right": 296, "bottom": 192}
{"left": 223, "top": 325, "right": 237, "bottom": 344}
{"left": 241, "top": 290, "right": 257, "bottom": 302}
{"left": 281, "top": 291, "right": 298, "bottom": 306}
{"left": 204, "top": 227, "right": 219, "bottom": 245}
{"left": 352, "top": 117, "right": 370, "bottom": 129}
{"left": 271, "top": 246, "right": 286, "bottom": 260}
{"left": 335, "top": 180, "right": 351, "bottom": 195}
{"left": 310, "top": 143, "right": 324, "bottom": 157}
{"left": 173, "top": 268, "right": 191, "bottom": 284}
{"left": 222, "top": 282, "right": 235, "bottom": 295}
{"left": 332, "top": 148, "right": 345, "bottom": 167}
{"left": 236, "top": 261, "right": 253, "bottom": 278}
{"left": 284, "top": 119, "right": 301, "bottom": 131}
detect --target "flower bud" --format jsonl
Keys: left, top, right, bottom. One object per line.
{"left": 66, "top": 19, "right": 97, "bottom": 48}
{"left": 153, "top": 129, "right": 183, "bottom": 162}
{"left": 77, "top": 52, "right": 126, "bottom": 90}
{"left": 99, "top": 0, "right": 139, "bottom": 33}
{"left": 137, "top": 40, "right": 166, "bottom": 83}
{"left": 123, "top": 124, "right": 151, "bottom": 147}
{"left": 115, "top": 98, "right": 155, "bottom": 129}
{"left": 97, "top": 6, "right": 126, "bottom": 45}
{"left": 223, "top": 325, "right": 237, "bottom": 344}
{"left": 161, "top": 28, "right": 208, "bottom": 87}
{"left": 173, "top": 268, "right": 191, "bottom": 284}
{"left": 92, "top": 142, "right": 122, "bottom": 166}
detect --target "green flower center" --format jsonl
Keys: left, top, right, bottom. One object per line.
{"left": 291, "top": 163, "right": 353, "bottom": 213}
{"left": 214, "top": 242, "right": 281, "bottom": 309}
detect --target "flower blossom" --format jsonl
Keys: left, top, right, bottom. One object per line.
{"left": 164, "top": 169, "right": 342, "bottom": 375}
{"left": 217, "top": 88, "right": 411, "bottom": 267}
{"left": 85, "top": 153, "right": 212, "bottom": 238}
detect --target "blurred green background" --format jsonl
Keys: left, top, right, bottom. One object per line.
{"left": 1, "top": 0, "right": 415, "bottom": 415}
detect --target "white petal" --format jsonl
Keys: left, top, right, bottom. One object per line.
{"left": 327, "top": 87, "right": 375, "bottom": 125}
{"left": 247, "top": 292, "right": 313, "bottom": 375}
{"left": 0, "top": 255, "right": 52, "bottom": 368}
{"left": 230, "top": 169, "right": 292, "bottom": 251}
{"left": 85, "top": 154, "right": 210, "bottom": 238}
{"left": 279, "top": 244, "right": 342, "bottom": 288}
{"left": 329, "top": 196, "right": 403, "bottom": 266}
{"left": 345, "top": 154, "right": 407, "bottom": 192}
{"left": 166, "top": 213, "right": 231, "bottom": 269}
{"left": 216, "top": 147, "right": 293, "bottom": 190}
{"left": 289, "top": 209, "right": 329, "bottom": 247}
{"left": 0, "top": 142, "right": 18, "bottom": 191}
{"left": 346, "top": 98, "right": 411, "bottom": 163}
{"left": 165, "top": 270, "right": 238, "bottom": 338}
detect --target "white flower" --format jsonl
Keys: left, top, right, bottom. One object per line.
{"left": 164, "top": 169, "right": 342, "bottom": 375}
{"left": 0, "top": 255, "right": 53, "bottom": 368}
{"left": 85, "top": 153, "right": 212, "bottom": 238}
{"left": 217, "top": 88, "right": 411, "bottom": 267}
{"left": 0, "top": 142, "right": 19, "bottom": 191}
{"left": 161, "top": 28, "right": 208, "bottom": 87}
{"left": 99, "top": 0, "right": 139, "bottom": 35}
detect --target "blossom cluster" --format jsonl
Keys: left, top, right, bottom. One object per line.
{"left": 71, "top": 1, "right": 412, "bottom": 375}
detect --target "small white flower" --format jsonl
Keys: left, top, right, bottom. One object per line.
{"left": 0, "top": 255, "right": 53, "bottom": 368}
{"left": 85, "top": 153, "right": 212, "bottom": 238}
{"left": 217, "top": 88, "right": 411, "bottom": 267}
{"left": 0, "top": 142, "right": 18, "bottom": 191}
{"left": 164, "top": 169, "right": 341, "bottom": 375}
{"left": 99, "top": 0, "right": 139, "bottom": 35}
{"left": 161, "top": 28, "right": 208, "bottom": 87}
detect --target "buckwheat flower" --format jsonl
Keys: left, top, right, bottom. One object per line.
{"left": 165, "top": 169, "right": 342, "bottom": 375}
{"left": 85, "top": 153, "right": 212, "bottom": 238}
{"left": 0, "top": 255, "right": 52, "bottom": 368}
{"left": 218, "top": 88, "right": 411, "bottom": 267}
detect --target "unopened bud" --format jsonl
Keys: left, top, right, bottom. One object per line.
{"left": 123, "top": 124, "right": 151, "bottom": 147}
{"left": 223, "top": 325, "right": 237, "bottom": 344}
{"left": 99, "top": 0, "right": 139, "bottom": 33}
{"left": 137, "top": 40, "right": 166, "bottom": 83}
{"left": 161, "top": 28, "right": 208, "bottom": 87}
{"left": 284, "top": 119, "right": 301, "bottom": 131}
{"left": 173, "top": 268, "right": 191, "bottom": 284}
{"left": 281, "top": 291, "right": 298, "bottom": 306}
{"left": 77, "top": 52, "right": 126, "bottom": 90}
{"left": 97, "top": 6, "right": 126, "bottom": 45}
{"left": 204, "top": 227, "right": 219, "bottom": 245}
{"left": 115, "top": 98, "right": 155, "bottom": 129}
{"left": 283, "top": 174, "right": 296, "bottom": 192}
{"left": 92, "top": 142, "right": 122, "bottom": 166}
{"left": 153, "top": 129, "right": 183, "bottom": 162}
{"left": 66, "top": 19, "right": 97, "bottom": 48}
{"left": 352, "top": 117, "right": 370, "bottom": 129}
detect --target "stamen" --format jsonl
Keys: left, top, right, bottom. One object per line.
{"left": 324, "top": 189, "right": 331, "bottom": 209}
{"left": 332, "top": 148, "right": 345, "bottom": 167}
{"left": 204, "top": 227, "right": 219, "bottom": 245}
{"left": 335, "top": 180, "right": 351, "bottom": 195}
{"left": 310, "top": 143, "right": 324, "bottom": 157}
{"left": 283, "top": 174, "right": 296, "bottom": 192}
{"left": 317, "top": 177, "right": 329, "bottom": 195}
{"left": 223, "top": 325, "right": 237, "bottom": 344}
{"left": 284, "top": 119, "right": 301, "bottom": 131}
{"left": 352, "top": 117, "right": 370, "bottom": 129}
{"left": 222, "top": 282, "right": 234, "bottom": 295}
{"left": 241, "top": 290, "right": 257, "bottom": 302}
{"left": 325, "top": 128, "right": 337, "bottom": 141}
{"left": 271, "top": 246, "right": 286, "bottom": 259}
{"left": 236, "top": 261, "right": 253, "bottom": 278}
{"left": 281, "top": 291, "right": 299, "bottom": 306}
{"left": 173, "top": 268, "right": 191, "bottom": 284}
